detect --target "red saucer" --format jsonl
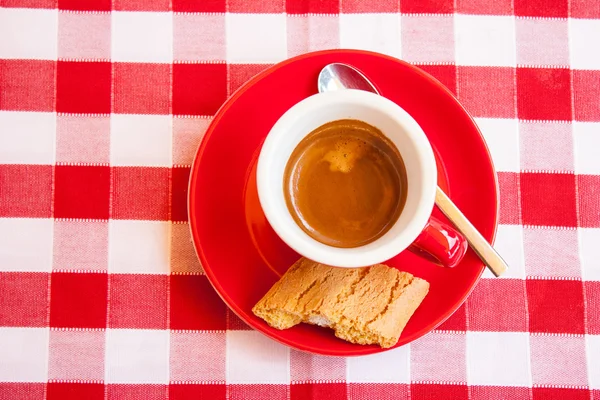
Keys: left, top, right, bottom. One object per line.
{"left": 188, "top": 50, "right": 498, "bottom": 356}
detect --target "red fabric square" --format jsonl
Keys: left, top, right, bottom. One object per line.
{"left": 108, "top": 384, "right": 167, "bottom": 400}
{"left": 286, "top": 0, "right": 339, "bottom": 13}
{"left": 456, "top": 0, "right": 512, "bottom": 14}
{"left": 348, "top": 384, "right": 409, "bottom": 400}
{"left": 171, "top": 167, "right": 191, "bottom": 222}
{"left": 435, "top": 303, "right": 466, "bottom": 331}
{"left": 520, "top": 172, "right": 577, "bottom": 227}
{"left": 341, "top": 0, "right": 398, "bottom": 12}
{"left": 228, "top": 64, "right": 271, "bottom": 95}
{"left": 457, "top": 67, "right": 516, "bottom": 118}
{"left": 0, "top": 60, "right": 55, "bottom": 112}
{"left": 571, "top": 0, "right": 600, "bottom": 18}
{"left": 54, "top": 165, "right": 110, "bottom": 220}
{"left": 229, "top": 385, "right": 287, "bottom": 400}
{"left": 514, "top": 0, "right": 568, "bottom": 17}
{"left": 498, "top": 172, "right": 520, "bottom": 225}
{"left": 573, "top": 70, "right": 600, "bottom": 122}
{"left": 109, "top": 274, "right": 168, "bottom": 329}
{"left": 0, "top": 272, "right": 49, "bottom": 327}
{"left": 57, "top": 61, "right": 111, "bottom": 114}
{"left": 49, "top": 272, "right": 108, "bottom": 329}
{"left": 467, "top": 279, "right": 527, "bottom": 331}
{"left": 227, "top": 308, "right": 252, "bottom": 330}
{"left": 290, "top": 383, "right": 346, "bottom": 400}
{"left": 112, "top": 167, "right": 170, "bottom": 221}
{"left": 416, "top": 64, "right": 456, "bottom": 95}
{"left": 172, "top": 0, "right": 224, "bottom": 12}
{"left": 471, "top": 386, "right": 531, "bottom": 400}
{"left": 532, "top": 388, "right": 590, "bottom": 400}
{"left": 401, "top": 0, "right": 453, "bottom": 13}
{"left": 46, "top": 383, "right": 104, "bottom": 400}
{"left": 578, "top": 175, "right": 600, "bottom": 228}
{"left": 58, "top": 0, "right": 110, "bottom": 10}
{"left": 228, "top": 0, "right": 283, "bottom": 12}
{"left": 114, "top": 0, "right": 170, "bottom": 10}
{"left": 0, "top": 165, "right": 52, "bottom": 218}
{"left": 516, "top": 68, "right": 572, "bottom": 121}
{"left": 113, "top": 63, "right": 170, "bottom": 115}
{"left": 173, "top": 64, "right": 227, "bottom": 116}
{"left": 169, "top": 384, "right": 226, "bottom": 400}
{"left": 2, "top": 0, "right": 56, "bottom": 7}
{"left": 0, "top": 383, "right": 45, "bottom": 400}
{"left": 586, "top": 281, "right": 600, "bottom": 334}
{"left": 411, "top": 384, "right": 468, "bottom": 400}
{"left": 170, "top": 275, "right": 226, "bottom": 330}
{"left": 526, "top": 279, "right": 585, "bottom": 334}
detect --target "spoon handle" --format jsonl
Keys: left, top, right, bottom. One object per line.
{"left": 435, "top": 187, "right": 508, "bottom": 277}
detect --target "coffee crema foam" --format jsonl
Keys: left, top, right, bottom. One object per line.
{"left": 283, "top": 119, "right": 408, "bottom": 248}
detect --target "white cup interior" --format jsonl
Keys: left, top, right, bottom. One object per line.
{"left": 257, "top": 90, "right": 437, "bottom": 268}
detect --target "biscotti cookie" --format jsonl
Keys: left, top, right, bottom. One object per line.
{"left": 252, "top": 257, "right": 429, "bottom": 348}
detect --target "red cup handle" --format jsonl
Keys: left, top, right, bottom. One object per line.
{"left": 408, "top": 216, "right": 468, "bottom": 268}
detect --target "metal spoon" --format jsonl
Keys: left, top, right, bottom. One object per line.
{"left": 318, "top": 63, "right": 508, "bottom": 277}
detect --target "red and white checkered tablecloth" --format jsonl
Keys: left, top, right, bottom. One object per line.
{"left": 1, "top": 0, "right": 599, "bottom": 398}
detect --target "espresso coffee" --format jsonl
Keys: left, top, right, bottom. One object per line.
{"left": 284, "top": 119, "right": 408, "bottom": 248}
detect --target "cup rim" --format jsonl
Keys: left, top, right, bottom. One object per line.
{"left": 256, "top": 90, "right": 437, "bottom": 267}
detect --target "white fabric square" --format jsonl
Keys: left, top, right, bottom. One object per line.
{"left": 519, "top": 121, "right": 574, "bottom": 172}
{"left": 0, "top": 112, "right": 56, "bottom": 164}
{"left": 570, "top": 18, "right": 600, "bottom": 70}
{"left": 515, "top": 18, "right": 569, "bottom": 67}
{"left": 109, "top": 220, "right": 171, "bottom": 274}
{"left": 411, "top": 332, "right": 466, "bottom": 383}
{"left": 170, "top": 222, "right": 204, "bottom": 275}
{"left": 0, "top": 8, "right": 57, "bottom": 60}
{"left": 466, "top": 331, "right": 531, "bottom": 386}
{"left": 340, "top": 14, "right": 401, "bottom": 58}
{"left": 172, "top": 117, "right": 210, "bottom": 166}
{"left": 401, "top": 15, "right": 454, "bottom": 63}
{"left": 173, "top": 13, "right": 225, "bottom": 62}
{"left": 455, "top": 15, "right": 516, "bottom": 67}
{"left": 287, "top": 15, "right": 340, "bottom": 58}
{"left": 58, "top": 11, "right": 111, "bottom": 60}
{"left": 105, "top": 329, "right": 169, "bottom": 384}
{"left": 483, "top": 225, "right": 526, "bottom": 279}
{"left": 474, "top": 118, "right": 520, "bottom": 172}
{"left": 587, "top": 334, "right": 600, "bottom": 389}
{"left": 524, "top": 227, "right": 581, "bottom": 278}
{"left": 110, "top": 114, "right": 172, "bottom": 167}
{"left": 48, "top": 329, "right": 105, "bottom": 381}
{"left": 530, "top": 334, "right": 587, "bottom": 386}
{"left": 170, "top": 332, "right": 226, "bottom": 382}
{"left": 579, "top": 228, "right": 600, "bottom": 281}
{"left": 574, "top": 122, "right": 600, "bottom": 175}
{"left": 290, "top": 349, "right": 346, "bottom": 382}
{"left": 347, "top": 345, "right": 410, "bottom": 383}
{"left": 226, "top": 331, "right": 290, "bottom": 384}
{"left": 226, "top": 14, "right": 286, "bottom": 63}
{"left": 0, "top": 218, "right": 53, "bottom": 272}
{"left": 112, "top": 11, "right": 173, "bottom": 63}
{"left": 0, "top": 327, "right": 49, "bottom": 382}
